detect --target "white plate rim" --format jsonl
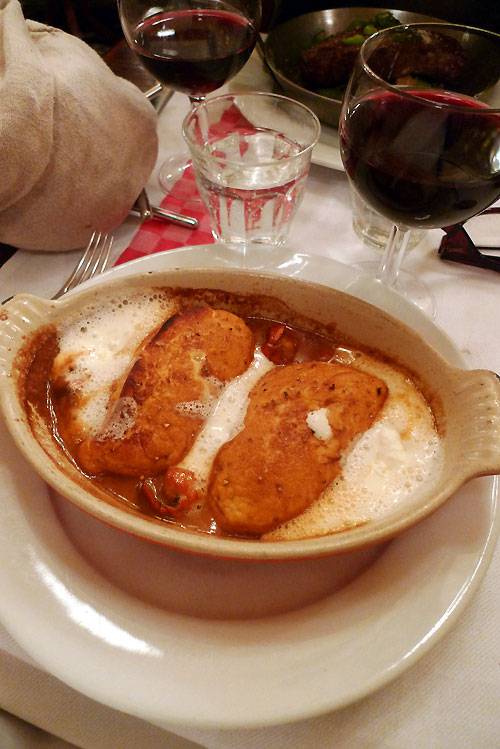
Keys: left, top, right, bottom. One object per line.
{"left": 0, "top": 245, "right": 497, "bottom": 729}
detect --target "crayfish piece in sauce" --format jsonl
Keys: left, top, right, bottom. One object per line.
{"left": 139, "top": 468, "right": 199, "bottom": 517}
{"left": 163, "top": 467, "right": 199, "bottom": 514}
{"left": 262, "top": 323, "right": 299, "bottom": 365}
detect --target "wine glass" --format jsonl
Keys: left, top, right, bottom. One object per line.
{"left": 118, "top": 0, "right": 262, "bottom": 193}
{"left": 339, "top": 23, "right": 500, "bottom": 314}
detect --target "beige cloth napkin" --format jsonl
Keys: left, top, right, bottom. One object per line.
{"left": 0, "top": 0, "right": 158, "bottom": 251}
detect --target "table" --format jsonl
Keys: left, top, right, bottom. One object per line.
{"left": 0, "top": 86, "right": 499, "bottom": 749}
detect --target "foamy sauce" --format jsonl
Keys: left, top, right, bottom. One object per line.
{"left": 264, "top": 353, "right": 443, "bottom": 540}
{"left": 175, "top": 375, "right": 225, "bottom": 420}
{"left": 53, "top": 290, "right": 175, "bottom": 436}
{"left": 306, "top": 408, "right": 333, "bottom": 441}
{"left": 178, "top": 348, "right": 275, "bottom": 491}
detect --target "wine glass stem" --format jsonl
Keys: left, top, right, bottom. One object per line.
{"left": 376, "top": 225, "right": 411, "bottom": 287}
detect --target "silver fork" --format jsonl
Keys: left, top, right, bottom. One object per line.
{"left": 52, "top": 231, "right": 113, "bottom": 300}
{"left": 1, "top": 232, "right": 113, "bottom": 306}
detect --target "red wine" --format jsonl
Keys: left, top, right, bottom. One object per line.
{"left": 133, "top": 9, "right": 257, "bottom": 97}
{"left": 340, "top": 90, "right": 500, "bottom": 228}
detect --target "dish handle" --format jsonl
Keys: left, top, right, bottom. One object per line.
{"left": 0, "top": 294, "right": 57, "bottom": 377}
{"left": 447, "top": 368, "right": 500, "bottom": 480}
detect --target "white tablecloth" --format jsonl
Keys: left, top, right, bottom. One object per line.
{"left": 0, "top": 88, "right": 499, "bottom": 749}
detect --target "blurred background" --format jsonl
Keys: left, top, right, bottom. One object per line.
{"left": 19, "top": 0, "right": 500, "bottom": 48}
{"left": 266, "top": 1, "right": 500, "bottom": 33}
{"left": 20, "top": 0, "right": 123, "bottom": 51}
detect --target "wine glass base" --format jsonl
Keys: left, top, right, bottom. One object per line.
{"left": 158, "top": 154, "right": 203, "bottom": 208}
{"left": 356, "top": 261, "right": 436, "bottom": 318}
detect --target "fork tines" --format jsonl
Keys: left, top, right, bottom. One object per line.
{"left": 53, "top": 232, "right": 113, "bottom": 300}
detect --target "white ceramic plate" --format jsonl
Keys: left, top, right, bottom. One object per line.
{"left": 0, "top": 245, "right": 497, "bottom": 730}
{"left": 229, "top": 51, "right": 344, "bottom": 170}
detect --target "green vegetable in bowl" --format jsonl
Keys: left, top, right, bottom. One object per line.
{"left": 300, "top": 11, "right": 402, "bottom": 94}
{"left": 374, "top": 11, "right": 400, "bottom": 28}
{"left": 341, "top": 34, "right": 365, "bottom": 46}
{"left": 345, "top": 11, "right": 399, "bottom": 36}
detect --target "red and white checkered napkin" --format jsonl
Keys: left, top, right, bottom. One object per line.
{"left": 114, "top": 103, "right": 253, "bottom": 266}
{"left": 114, "top": 166, "right": 213, "bottom": 266}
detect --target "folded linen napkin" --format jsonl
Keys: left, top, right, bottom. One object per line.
{"left": 115, "top": 166, "right": 213, "bottom": 265}
{"left": 0, "top": 0, "right": 158, "bottom": 251}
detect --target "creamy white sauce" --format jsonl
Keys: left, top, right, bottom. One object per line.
{"left": 53, "top": 291, "right": 175, "bottom": 436}
{"left": 98, "top": 396, "right": 139, "bottom": 441}
{"left": 306, "top": 408, "right": 333, "bottom": 441}
{"left": 175, "top": 373, "right": 224, "bottom": 419}
{"left": 178, "top": 348, "right": 274, "bottom": 491}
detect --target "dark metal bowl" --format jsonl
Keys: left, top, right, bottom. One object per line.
{"left": 263, "top": 7, "right": 443, "bottom": 128}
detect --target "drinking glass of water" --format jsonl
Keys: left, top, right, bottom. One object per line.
{"left": 183, "top": 92, "right": 320, "bottom": 247}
